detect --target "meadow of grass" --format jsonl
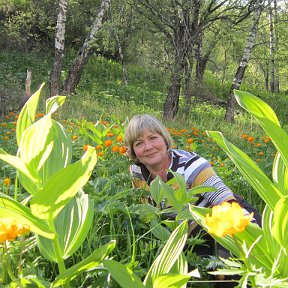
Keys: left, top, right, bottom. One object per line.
{"left": 0, "top": 51, "right": 286, "bottom": 286}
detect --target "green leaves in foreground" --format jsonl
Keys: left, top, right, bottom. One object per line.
{"left": 190, "top": 90, "right": 288, "bottom": 284}
{"left": 103, "top": 220, "right": 200, "bottom": 288}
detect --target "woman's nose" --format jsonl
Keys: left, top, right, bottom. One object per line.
{"left": 144, "top": 140, "right": 152, "bottom": 150}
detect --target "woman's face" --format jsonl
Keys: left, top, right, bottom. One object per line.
{"left": 132, "top": 128, "right": 168, "bottom": 169}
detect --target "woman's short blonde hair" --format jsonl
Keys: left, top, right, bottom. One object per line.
{"left": 124, "top": 114, "right": 173, "bottom": 161}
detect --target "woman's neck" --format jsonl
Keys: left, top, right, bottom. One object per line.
{"left": 146, "top": 155, "right": 171, "bottom": 182}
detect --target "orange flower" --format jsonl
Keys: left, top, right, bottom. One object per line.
{"left": 5, "top": 115, "right": 10, "bottom": 119}
{"left": 6, "top": 131, "right": 11, "bottom": 135}
{"left": 205, "top": 202, "right": 253, "bottom": 237}
{"left": 112, "top": 145, "right": 119, "bottom": 152}
{"left": 255, "top": 143, "right": 261, "bottom": 147}
{"left": 258, "top": 151, "right": 264, "bottom": 156}
{"left": 104, "top": 140, "right": 113, "bottom": 147}
{"left": 242, "top": 134, "right": 248, "bottom": 139}
{"left": 98, "top": 151, "right": 104, "bottom": 157}
{"left": 83, "top": 144, "right": 90, "bottom": 151}
{"left": 209, "top": 161, "right": 214, "bottom": 166}
{"left": 3, "top": 178, "right": 10, "bottom": 186}
{"left": 36, "top": 113, "right": 45, "bottom": 118}
{"left": 247, "top": 136, "right": 254, "bottom": 143}
{"left": 71, "top": 135, "right": 78, "bottom": 141}
{"left": 186, "top": 138, "right": 193, "bottom": 144}
{"left": 219, "top": 163, "right": 225, "bottom": 167}
{"left": 116, "top": 135, "right": 123, "bottom": 142}
{"left": 107, "top": 132, "right": 114, "bottom": 137}
{"left": 119, "top": 146, "right": 127, "bottom": 154}
{"left": 96, "top": 145, "right": 103, "bottom": 150}
{"left": 4, "top": 136, "right": 9, "bottom": 141}
{"left": 1, "top": 122, "right": 7, "bottom": 127}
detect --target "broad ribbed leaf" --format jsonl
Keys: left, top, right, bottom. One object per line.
{"left": 0, "top": 148, "right": 39, "bottom": 194}
{"left": 206, "top": 131, "right": 281, "bottom": 210}
{"left": 30, "top": 147, "right": 97, "bottom": 220}
{"left": 16, "top": 83, "right": 45, "bottom": 146}
{"left": 102, "top": 260, "right": 145, "bottom": 288}
{"left": 46, "top": 96, "right": 66, "bottom": 114}
{"left": 234, "top": 90, "right": 280, "bottom": 126}
{"left": 234, "top": 90, "right": 288, "bottom": 169}
{"left": 52, "top": 241, "right": 116, "bottom": 287}
{"left": 150, "top": 219, "right": 171, "bottom": 242}
{"left": 19, "top": 115, "right": 72, "bottom": 191}
{"left": 150, "top": 177, "right": 163, "bottom": 206}
{"left": 144, "top": 220, "right": 188, "bottom": 286}
{"left": 0, "top": 193, "right": 54, "bottom": 239}
{"left": 189, "top": 205, "right": 274, "bottom": 274}
{"left": 160, "top": 181, "right": 182, "bottom": 212}
{"left": 37, "top": 190, "right": 94, "bottom": 262}
{"left": 153, "top": 273, "right": 191, "bottom": 288}
{"left": 273, "top": 153, "right": 288, "bottom": 195}
{"left": 272, "top": 197, "right": 288, "bottom": 252}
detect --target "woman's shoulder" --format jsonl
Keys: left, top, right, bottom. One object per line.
{"left": 171, "top": 149, "right": 200, "bottom": 159}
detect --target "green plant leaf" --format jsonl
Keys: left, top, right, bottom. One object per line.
{"left": 16, "top": 83, "right": 45, "bottom": 146}
{"left": 46, "top": 95, "right": 66, "bottom": 114}
{"left": 102, "top": 260, "right": 145, "bottom": 288}
{"left": 206, "top": 131, "right": 282, "bottom": 210}
{"left": 272, "top": 197, "right": 288, "bottom": 252}
{"left": 273, "top": 152, "right": 288, "bottom": 195}
{"left": 234, "top": 90, "right": 280, "bottom": 126}
{"left": 159, "top": 180, "right": 182, "bottom": 212}
{"left": 0, "top": 148, "right": 39, "bottom": 194}
{"left": 37, "top": 190, "right": 94, "bottom": 262}
{"left": 0, "top": 193, "right": 55, "bottom": 239}
{"left": 150, "top": 177, "right": 164, "bottom": 206}
{"left": 234, "top": 90, "right": 288, "bottom": 169}
{"left": 189, "top": 204, "right": 274, "bottom": 274}
{"left": 144, "top": 220, "right": 188, "bottom": 286}
{"left": 30, "top": 147, "right": 97, "bottom": 220}
{"left": 19, "top": 115, "right": 72, "bottom": 192}
{"left": 153, "top": 273, "right": 191, "bottom": 288}
{"left": 52, "top": 240, "right": 116, "bottom": 287}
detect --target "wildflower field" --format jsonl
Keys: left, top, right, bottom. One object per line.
{"left": 0, "top": 85, "right": 287, "bottom": 287}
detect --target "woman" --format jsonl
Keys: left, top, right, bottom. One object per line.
{"left": 124, "top": 114, "right": 261, "bottom": 256}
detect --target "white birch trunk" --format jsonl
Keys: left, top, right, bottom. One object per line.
{"left": 225, "top": 1, "right": 263, "bottom": 122}
{"left": 50, "top": 0, "right": 68, "bottom": 96}
{"left": 63, "top": 0, "right": 111, "bottom": 94}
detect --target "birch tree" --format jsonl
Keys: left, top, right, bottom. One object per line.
{"left": 50, "top": 0, "right": 68, "bottom": 96}
{"left": 225, "top": 0, "right": 264, "bottom": 122}
{"left": 63, "top": 0, "right": 111, "bottom": 94}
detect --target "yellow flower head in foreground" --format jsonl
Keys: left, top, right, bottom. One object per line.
{"left": 0, "top": 218, "right": 30, "bottom": 243}
{"left": 205, "top": 202, "right": 253, "bottom": 237}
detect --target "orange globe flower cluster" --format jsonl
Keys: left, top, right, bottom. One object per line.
{"left": 205, "top": 202, "right": 253, "bottom": 237}
{"left": 0, "top": 218, "right": 30, "bottom": 243}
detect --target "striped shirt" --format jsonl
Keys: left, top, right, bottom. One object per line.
{"left": 130, "top": 149, "right": 235, "bottom": 208}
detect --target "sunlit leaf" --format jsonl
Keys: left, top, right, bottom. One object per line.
{"left": 16, "top": 83, "right": 45, "bottom": 146}
{"left": 52, "top": 241, "right": 116, "bottom": 287}
{"left": 0, "top": 193, "right": 55, "bottom": 239}
{"left": 37, "top": 190, "right": 94, "bottom": 262}
{"left": 206, "top": 131, "right": 282, "bottom": 210}
{"left": 46, "top": 95, "right": 66, "bottom": 114}
{"left": 272, "top": 152, "right": 288, "bottom": 195}
{"left": 30, "top": 147, "right": 97, "bottom": 220}
{"left": 144, "top": 220, "right": 188, "bottom": 286}
{"left": 102, "top": 260, "right": 145, "bottom": 288}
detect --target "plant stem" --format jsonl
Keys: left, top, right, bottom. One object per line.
{"left": 49, "top": 218, "right": 71, "bottom": 288}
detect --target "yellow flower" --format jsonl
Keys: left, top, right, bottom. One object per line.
{"left": 205, "top": 202, "right": 253, "bottom": 237}
{"left": 0, "top": 218, "right": 30, "bottom": 243}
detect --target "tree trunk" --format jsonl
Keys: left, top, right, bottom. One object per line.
{"left": 50, "top": 0, "right": 68, "bottom": 97}
{"left": 225, "top": 1, "right": 263, "bottom": 122}
{"left": 269, "top": 1, "right": 275, "bottom": 94}
{"left": 63, "top": 0, "right": 111, "bottom": 94}
{"left": 163, "top": 42, "right": 188, "bottom": 120}
{"left": 115, "top": 32, "right": 128, "bottom": 85}
{"left": 183, "top": 58, "right": 193, "bottom": 120}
